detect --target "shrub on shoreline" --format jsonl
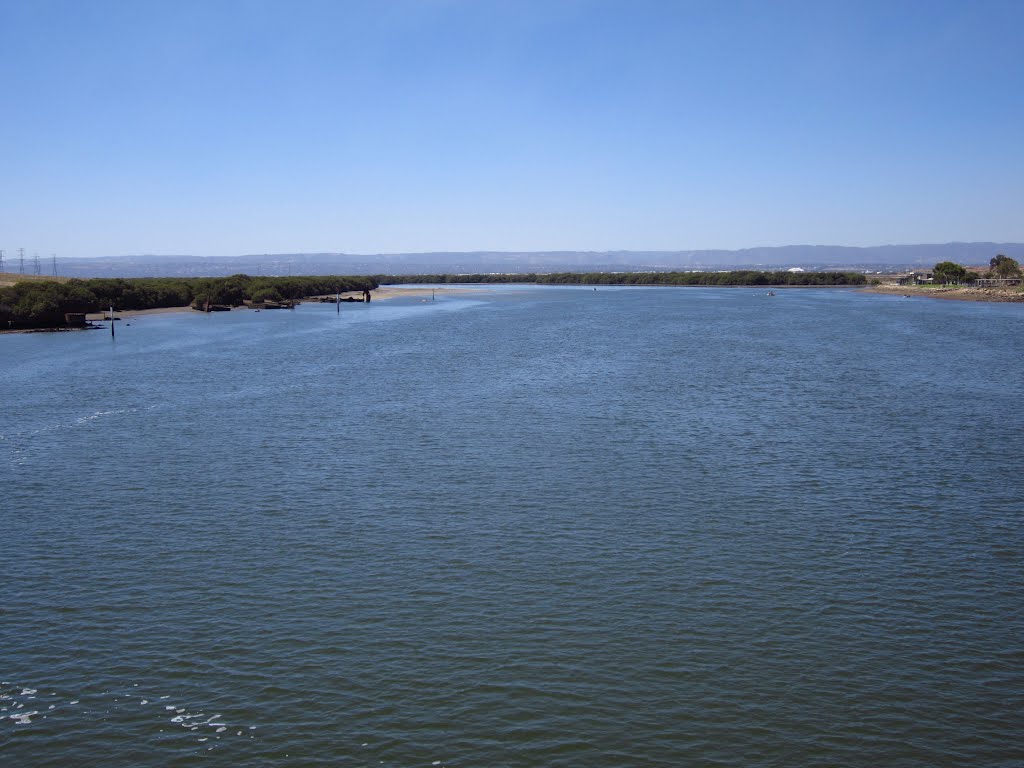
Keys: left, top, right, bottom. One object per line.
{"left": 0, "top": 274, "right": 378, "bottom": 329}
{"left": 377, "top": 270, "right": 869, "bottom": 287}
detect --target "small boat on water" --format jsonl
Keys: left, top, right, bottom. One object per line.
{"left": 767, "top": 291, "right": 776, "bottom": 296}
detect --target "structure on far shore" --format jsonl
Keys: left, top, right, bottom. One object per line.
{"left": 896, "top": 270, "right": 934, "bottom": 286}
{"left": 974, "top": 277, "right": 1022, "bottom": 287}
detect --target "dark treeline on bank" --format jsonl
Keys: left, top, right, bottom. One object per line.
{"left": 0, "top": 274, "right": 378, "bottom": 329}
{"left": 378, "top": 270, "right": 869, "bottom": 286}
{"left": 2, "top": 270, "right": 866, "bottom": 330}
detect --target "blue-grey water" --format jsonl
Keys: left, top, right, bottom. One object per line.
{"left": 2, "top": 285, "right": 1023, "bottom": 767}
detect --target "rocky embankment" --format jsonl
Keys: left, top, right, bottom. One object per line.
{"left": 865, "top": 284, "right": 1024, "bottom": 302}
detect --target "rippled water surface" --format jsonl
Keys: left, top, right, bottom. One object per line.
{"left": 2, "top": 285, "right": 1023, "bottom": 766}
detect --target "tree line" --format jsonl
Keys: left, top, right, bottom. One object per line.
{"left": 17, "top": 260, "right": 1017, "bottom": 330}
{"left": 377, "top": 270, "right": 869, "bottom": 286}
{"left": 0, "top": 274, "right": 378, "bottom": 329}
{"left": 932, "top": 254, "right": 1022, "bottom": 284}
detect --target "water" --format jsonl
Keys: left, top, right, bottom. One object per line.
{"left": 2, "top": 285, "right": 1023, "bottom": 766}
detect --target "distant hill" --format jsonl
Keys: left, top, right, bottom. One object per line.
{"left": 40, "top": 243, "right": 1024, "bottom": 278}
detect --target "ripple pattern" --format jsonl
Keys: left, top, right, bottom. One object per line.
{"left": 2, "top": 287, "right": 1023, "bottom": 766}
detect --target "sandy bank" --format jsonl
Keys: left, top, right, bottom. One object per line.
{"left": 77, "top": 287, "right": 476, "bottom": 320}
{"left": 85, "top": 305, "right": 194, "bottom": 320}
{"left": 3, "top": 286, "right": 482, "bottom": 333}
{"left": 863, "top": 284, "right": 1024, "bottom": 303}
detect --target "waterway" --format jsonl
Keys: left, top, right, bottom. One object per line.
{"left": 2, "top": 285, "right": 1022, "bottom": 766}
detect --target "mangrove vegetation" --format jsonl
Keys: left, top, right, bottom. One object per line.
{"left": 377, "top": 270, "right": 869, "bottom": 287}
{"left": 0, "top": 274, "right": 378, "bottom": 330}
{"left": 2, "top": 269, "right": 874, "bottom": 330}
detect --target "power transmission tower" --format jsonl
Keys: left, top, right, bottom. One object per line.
{"left": 19, "top": 248, "right": 25, "bottom": 273}
{"left": 33, "top": 252, "right": 41, "bottom": 275}
{"left": 52, "top": 254, "right": 57, "bottom": 276}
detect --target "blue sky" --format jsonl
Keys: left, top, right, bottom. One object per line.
{"left": 1, "top": 0, "right": 1022, "bottom": 257}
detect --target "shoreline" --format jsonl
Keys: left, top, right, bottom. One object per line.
{"left": 861, "top": 284, "right": 1024, "bottom": 302}
{"left": 0, "top": 286, "right": 478, "bottom": 333}
{"left": 5, "top": 282, "right": 1021, "bottom": 334}
{"left": 308, "top": 286, "right": 479, "bottom": 301}
{"left": 80, "top": 286, "right": 475, "bottom": 318}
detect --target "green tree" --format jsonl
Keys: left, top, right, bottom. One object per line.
{"left": 251, "top": 287, "right": 283, "bottom": 303}
{"left": 933, "top": 261, "right": 967, "bottom": 284}
{"left": 989, "top": 254, "right": 1022, "bottom": 278}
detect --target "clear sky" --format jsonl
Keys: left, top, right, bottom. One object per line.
{"left": 2, "top": 0, "right": 1022, "bottom": 257}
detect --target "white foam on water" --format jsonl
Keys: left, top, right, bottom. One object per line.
{"left": 74, "top": 408, "right": 139, "bottom": 426}
{"left": 3, "top": 681, "right": 259, "bottom": 755}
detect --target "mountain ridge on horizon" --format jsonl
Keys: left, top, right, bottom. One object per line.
{"left": 40, "top": 242, "right": 1024, "bottom": 278}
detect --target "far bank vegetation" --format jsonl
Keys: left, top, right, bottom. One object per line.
{"left": 929, "top": 255, "right": 1021, "bottom": 285}
{"left": 0, "top": 274, "right": 378, "bottom": 330}
{"left": 379, "top": 270, "right": 869, "bottom": 287}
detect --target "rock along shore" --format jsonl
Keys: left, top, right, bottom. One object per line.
{"left": 863, "top": 284, "right": 1024, "bottom": 302}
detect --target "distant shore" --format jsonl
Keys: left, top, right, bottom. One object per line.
{"left": 84, "top": 287, "right": 474, "bottom": 318}
{"left": 68, "top": 287, "right": 474, "bottom": 321}
{"left": 6, "top": 281, "right": 1021, "bottom": 335}
{"left": 862, "top": 284, "right": 1024, "bottom": 302}
{"left": 303, "top": 286, "right": 479, "bottom": 303}
{"left": 1, "top": 286, "right": 488, "bottom": 333}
